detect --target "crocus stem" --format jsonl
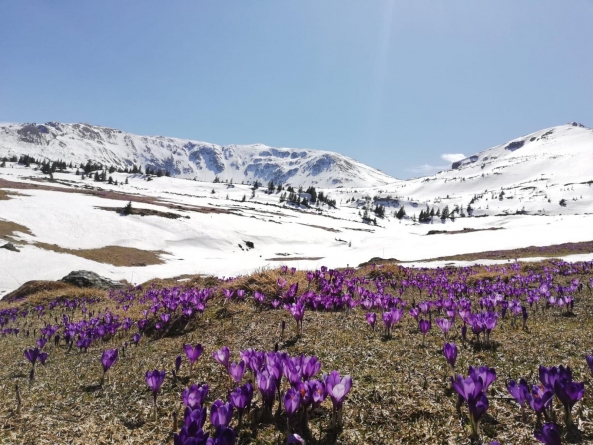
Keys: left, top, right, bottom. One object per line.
{"left": 153, "top": 396, "right": 158, "bottom": 422}
{"left": 469, "top": 416, "right": 479, "bottom": 439}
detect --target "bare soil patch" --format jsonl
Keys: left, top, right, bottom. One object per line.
{"left": 96, "top": 206, "right": 189, "bottom": 219}
{"left": 33, "top": 243, "right": 167, "bottom": 267}
{"left": 426, "top": 227, "right": 504, "bottom": 235}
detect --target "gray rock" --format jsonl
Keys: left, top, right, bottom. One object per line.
{"left": 60, "top": 270, "right": 126, "bottom": 290}
{"left": 1, "top": 242, "right": 19, "bottom": 252}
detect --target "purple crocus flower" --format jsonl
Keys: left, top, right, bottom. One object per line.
{"left": 211, "top": 425, "right": 236, "bottom": 445}
{"left": 39, "top": 351, "right": 48, "bottom": 366}
{"left": 418, "top": 319, "right": 431, "bottom": 345}
{"left": 213, "top": 346, "right": 231, "bottom": 370}
{"left": 182, "top": 383, "right": 209, "bottom": 409}
{"left": 254, "top": 291, "right": 265, "bottom": 304}
{"left": 325, "top": 370, "right": 352, "bottom": 426}
{"left": 443, "top": 342, "right": 457, "bottom": 371}
{"left": 301, "top": 355, "right": 321, "bottom": 380}
{"left": 310, "top": 379, "right": 327, "bottom": 410}
{"left": 366, "top": 312, "right": 376, "bottom": 331}
{"left": 183, "top": 405, "right": 207, "bottom": 430}
{"left": 289, "top": 303, "right": 305, "bottom": 335}
{"left": 507, "top": 378, "right": 529, "bottom": 421}
{"left": 283, "top": 388, "right": 301, "bottom": 419}
{"left": 586, "top": 355, "right": 593, "bottom": 376}
{"left": 24, "top": 347, "right": 39, "bottom": 365}
{"left": 36, "top": 337, "right": 47, "bottom": 349}
{"left": 451, "top": 374, "right": 483, "bottom": 404}
{"left": 539, "top": 365, "right": 561, "bottom": 390}
{"left": 507, "top": 378, "right": 529, "bottom": 406}
{"left": 210, "top": 400, "right": 234, "bottom": 427}
{"left": 101, "top": 349, "right": 119, "bottom": 384}
{"left": 173, "top": 425, "right": 209, "bottom": 445}
{"left": 535, "top": 423, "right": 562, "bottom": 445}
{"left": 287, "top": 434, "right": 306, "bottom": 445}
{"left": 382, "top": 311, "right": 393, "bottom": 337}
{"left": 469, "top": 366, "right": 497, "bottom": 391}
{"left": 451, "top": 371, "right": 489, "bottom": 438}
{"left": 145, "top": 369, "right": 166, "bottom": 421}
{"left": 229, "top": 383, "right": 252, "bottom": 427}
{"left": 257, "top": 370, "right": 277, "bottom": 413}
{"left": 229, "top": 360, "right": 246, "bottom": 384}
{"left": 24, "top": 347, "right": 40, "bottom": 381}
{"left": 526, "top": 384, "right": 554, "bottom": 416}
{"left": 436, "top": 318, "right": 452, "bottom": 339}
{"left": 184, "top": 343, "right": 204, "bottom": 376}
{"left": 132, "top": 333, "right": 141, "bottom": 346}
{"left": 554, "top": 379, "right": 584, "bottom": 427}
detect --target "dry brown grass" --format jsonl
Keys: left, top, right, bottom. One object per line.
{"left": 0, "top": 189, "right": 28, "bottom": 201}
{"left": 1, "top": 264, "right": 593, "bottom": 444}
{"left": 2, "top": 281, "right": 77, "bottom": 303}
{"left": 32, "top": 243, "right": 167, "bottom": 267}
{"left": 0, "top": 218, "right": 33, "bottom": 240}
{"left": 419, "top": 240, "right": 593, "bottom": 262}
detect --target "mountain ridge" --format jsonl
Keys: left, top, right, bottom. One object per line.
{"left": 0, "top": 122, "right": 396, "bottom": 188}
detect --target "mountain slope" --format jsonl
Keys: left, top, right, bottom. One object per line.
{"left": 361, "top": 122, "right": 593, "bottom": 215}
{"left": 0, "top": 122, "right": 396, "bottom": 188}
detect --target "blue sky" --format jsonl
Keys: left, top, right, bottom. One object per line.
{"left": 1, "top": 1, "right": 592, "bottom": 179}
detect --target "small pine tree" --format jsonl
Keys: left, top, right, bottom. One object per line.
{"left": 241, "top": 194, "right": 246, "bottom": 202}
{"left": 122, "top": 201, "right": 133, "bottom": 215}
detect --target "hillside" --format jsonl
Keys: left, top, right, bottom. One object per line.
{"left": 1, "top": 122, "right": 593, "bottom": 296}
{"left": 0, "top": 122, "right": 396, "bottom": 188}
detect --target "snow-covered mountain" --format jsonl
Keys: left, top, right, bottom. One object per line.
{"left": 450, "top": 122, "right": 592, "bottom": 173}
{"left": 0, "top": 122, "right": 396, "bottom": 188}
{"left": 352, "top": 122, "right": 593, "bottom": 219}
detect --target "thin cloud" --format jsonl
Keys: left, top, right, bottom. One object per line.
{"left": 441, "top": 153, "right": 466, "bottom": 163}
